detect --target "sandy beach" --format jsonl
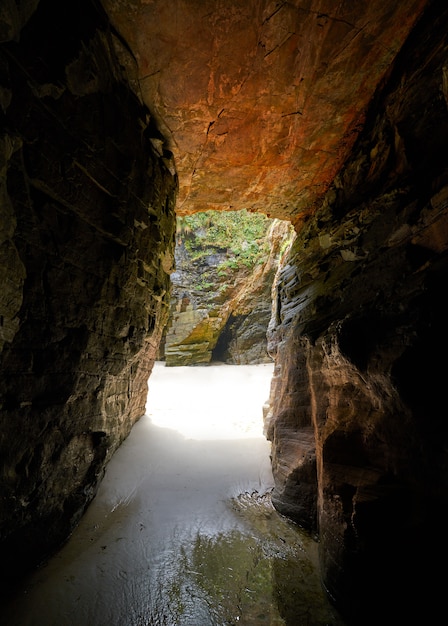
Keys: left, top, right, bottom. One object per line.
{"left": 146, "top": 361, "right": 275, "bottom": 440}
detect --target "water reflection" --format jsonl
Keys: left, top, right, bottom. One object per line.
{"left": 0, "top": 363, "right": 345, "bottom": 625}
{"left": 117, "top": 491, "right": 344, "bottom": 626}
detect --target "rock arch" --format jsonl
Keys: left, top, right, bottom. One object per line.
{"left": 1, "top": 1, "right": 448, "bottom": 623}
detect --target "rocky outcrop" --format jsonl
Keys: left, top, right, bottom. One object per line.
{"left": 163, "top": 214, "right": 292, "bottom": 366}
{"left": 217, "top": 220, "right": 294, "bottom": 364}
{"left": 0, "top": 0, "right": 176, "bottom": 587}
{"left": 266, "top": 2, "right": 448, "bottom": 622}
{"left": 1, "top": 0, "right": 447, "bottom": 624}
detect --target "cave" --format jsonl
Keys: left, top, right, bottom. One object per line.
{"left": 1, "top": 0, "right": 448, "bottom": 624}
{"left": 212, "top": 313, "right": 241, "bottom": 362}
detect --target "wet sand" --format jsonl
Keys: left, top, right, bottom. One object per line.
{"left": 0, "top": 362, "right": 345, "bottom": 626}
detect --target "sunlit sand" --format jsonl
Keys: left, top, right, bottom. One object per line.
{"left": 145, "top": 361, "right": 275, "bottom": 440}
{"left": 0, "top": 363, "right": 276, "bottom": 625}
{"left": 0, "top": 361, "right": 345, "bottom": 626}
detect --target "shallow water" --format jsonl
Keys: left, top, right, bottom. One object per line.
{"left": 0, "top": 363, "right": 345, "bottom": 625}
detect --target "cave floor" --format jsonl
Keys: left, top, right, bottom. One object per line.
{"left": 0, "top": 363, "right": 345, "bottom": 626}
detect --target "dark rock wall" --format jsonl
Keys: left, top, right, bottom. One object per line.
{"left": 0, "top": 0, "right": 176, "bottom": 586}
{"left": 267, "top": 2, "right": 448, "bottom": 622}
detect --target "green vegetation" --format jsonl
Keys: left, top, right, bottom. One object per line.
{"left": 177, "top": 209, "right": 272, "bottom": 270}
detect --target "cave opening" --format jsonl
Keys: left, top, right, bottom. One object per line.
{"left": 160, "top": 209, "right": 293, "bottom": 367}
{"left": 1, "top": 0, "right": 447, "bottom": 623}
{"left": 153, "top": 206, "right": 283, "bottom": 437}
{"left": 211, "top": 312, "right": 242, "bottom": 362}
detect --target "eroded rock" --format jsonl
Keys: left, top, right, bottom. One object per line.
{"left": 266, "top": 3, "right": 448, "bottom": 620}
{"left": 1, "top": 1, "right": 447, "bottom": 623}
{"left": 102, "top": 0, "right": 428, "bottom": 223}
{"left": 0, "top": 0, "right": 176, "bottom": 586}
{"left": 163, "top": 213, "right": 292, "bottom": 366}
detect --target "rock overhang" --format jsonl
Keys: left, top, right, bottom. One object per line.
{"left": 101, "top": 0, "right": 429, "bottom": 226}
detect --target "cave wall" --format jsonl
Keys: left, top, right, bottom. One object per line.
{"left": 1, "top": 0, "right": 448, "bottom": 623}
{"left": 266, "top": 2, "right": 448, "bottom": 622}
{"left": 0, "top": 0, "right": 176, "bottom": 586}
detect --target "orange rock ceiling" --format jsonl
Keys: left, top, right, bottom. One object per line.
{"left": 102, "top": 0, "right": 428, "bottom": 224}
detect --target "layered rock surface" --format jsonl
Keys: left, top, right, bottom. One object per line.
{"left": 0, "top": 0, "right": 176, "bottom": 586}
{"left": 1, "top": 0, "right": 447, "bottom": 624}
{"left": 162, "top": 213, "right": 293, "bottom": 366}
{"left": 266, "top": 2, "right": 448, "bottom": 621}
